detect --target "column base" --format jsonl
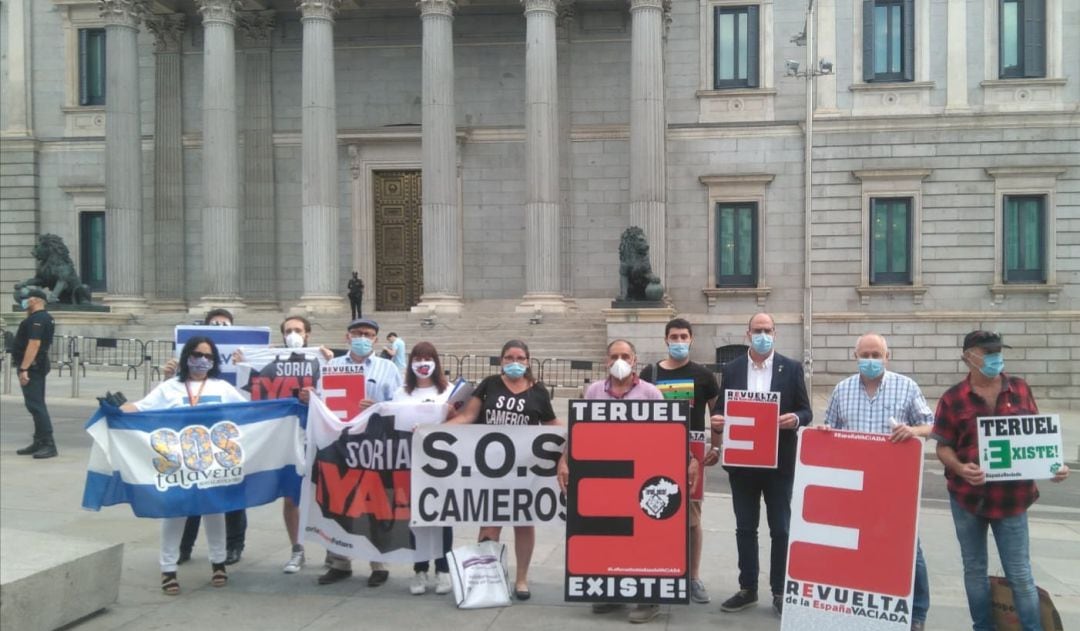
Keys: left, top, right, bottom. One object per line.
{"left": 412, "top": 294, "right": 464, "bottom": 314}
{"left": 148, "top": 299, "right": 188, "bottom": 312}
{"left": 291, "top": 295, "right": 347, "bottom": 315}
{"left": 515, "top": 293, "right": 568, "bottom": 314}
{"left": 102, "top": 295, "right": 149, "bottom": 314}
{"left": 195, "top": 297, "right": 246, "bottom": 315}
{"left": 243, "top": 299, "right": 283, "bottom": 312}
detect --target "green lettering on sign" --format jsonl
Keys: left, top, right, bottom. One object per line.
{"left": 986, "top": 440, "right": 1012, "bottom": 470}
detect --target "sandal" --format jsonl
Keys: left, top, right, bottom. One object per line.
{"left": 161, "top": 572, "right": 180, "bottom": 596}
{"left": 211, "top": 563, "right": 228, "bottom": 587}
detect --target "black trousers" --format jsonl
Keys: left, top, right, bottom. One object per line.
{"left": 350, "top": 297, "right": 363, "bottom": 319}
{"left": 181, "top": 510, "right": 247, "bottom": 552}
{"left": 728, "top": 468, "right": 794, "bottom": 596}
{"left": 20, "top": 368, "right": 53, "bottom": 440}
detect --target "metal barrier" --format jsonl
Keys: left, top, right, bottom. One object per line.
{"left": 75, "top": 336, "right": 145, "bottom": 379}
{"left": 143, "top": 339, "right": 177, "bottom": 382}
{"left": 455, "top": 355, "right": 543, "bottom": 384}
{"left": 441, "top": 353, "right": 463, "bottom": 381}
{"left": 538, "top": 358, "right": 608, "bottom": 398}
{"left": 49, "top": 335, "right": 78, "bottom": 377}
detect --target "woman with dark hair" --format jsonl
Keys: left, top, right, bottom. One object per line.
{"left": 452, "top": 339, "right": 560, "bottom": 600}
{"left": 121, "top": 336, "right": 246, "bottom": 595}
{"left": 393, "top": 341, "right": 454, "bottom": 596}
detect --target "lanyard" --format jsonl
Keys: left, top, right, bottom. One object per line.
{"left": 185, "top": 379, "right": 208, "bottom": 407}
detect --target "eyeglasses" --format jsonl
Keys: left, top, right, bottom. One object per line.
{"left": 348, "top": 331, "right": 377, "bottom": 340}
{"left": 190, "top": 351, "right": 214, "bottom": 360}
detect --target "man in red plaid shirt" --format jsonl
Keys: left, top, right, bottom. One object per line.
{"left": 932, "top": 330, "right": 1069, "bottom": 631}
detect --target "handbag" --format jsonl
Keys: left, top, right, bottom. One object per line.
{"left": 989, "top": 576, "right": 1064, "bottom": 631}
{"left": 446, "top": 540, "right": 512, "bottom": 609}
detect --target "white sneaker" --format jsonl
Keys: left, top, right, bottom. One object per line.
{"left": 283, "top": 549, "right": 305, "bottom": 574}
{"left": 410, "top": 571, "right": 429, "bottom": 595}
{"left": 434, "top": 571, "right": 452, "bottom": 595}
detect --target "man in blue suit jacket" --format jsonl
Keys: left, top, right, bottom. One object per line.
{"left": 713, "top": 312, "right": 812, "bottom": 617}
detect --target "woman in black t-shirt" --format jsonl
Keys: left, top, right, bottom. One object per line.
{"left": 452, "top": 339, "right": 559, "bottom": 600}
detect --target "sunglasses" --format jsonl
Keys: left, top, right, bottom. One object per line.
{"left": 189, "top": 351, "right": 214, "bottom": 360}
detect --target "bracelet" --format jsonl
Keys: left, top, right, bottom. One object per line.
{"left": 710, "top": 446, "right": 720, "bottom": 452}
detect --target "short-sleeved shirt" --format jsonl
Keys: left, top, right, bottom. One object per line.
{"left": 931, "top": 373, "right": 1040, "bottom": 519}
{"left": 583, "top": 376, "right": 664, "bottom": 401}
{"left": 824, "top": 371, "right": 934, "bottom": 434}
{"left": 640, "top": 361, "right": 721, "bottom": 432}
{"left": 13, "top": 309, "right": 54, "bottom": 369}
{"left": 133, "top": 377, "right": 247, "bottom": 410}
{"left": 390, "top": 338, "right": 407, "bottom": 371}
{"left": 473, "top": 375, "right": 556, "bottom": 426}
{"left": 393, "top": 384, "right": 450, "bottom": 404}
{"left": 327, "top": 353, "right": 401, "bottom": 403}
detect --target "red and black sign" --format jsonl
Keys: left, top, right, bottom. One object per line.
{"left": 245, "top": 354, "right": 320, "bottom": 401}
{"left": 320, "top": 365, "right": 367, "bottom": 422}
{"left": 564, "top": 399, "right": 690, "bottom": 604}
{"left": 310, "top": 413, "right": 413, "bottom": 554}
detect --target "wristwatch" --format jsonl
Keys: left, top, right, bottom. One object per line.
{"left": 710, "top": 446, "right": 720, "bottom": 453}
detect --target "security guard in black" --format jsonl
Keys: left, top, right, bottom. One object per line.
{"left": 14, "top": 289, "right": 57, "bottom": 458}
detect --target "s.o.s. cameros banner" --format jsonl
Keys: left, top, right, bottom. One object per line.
{"left": 564, "top": 399, "right": 690, "bottom": 605}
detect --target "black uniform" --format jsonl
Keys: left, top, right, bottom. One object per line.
{"left": 13, "top": 308, "right": 55, "bottom": 440}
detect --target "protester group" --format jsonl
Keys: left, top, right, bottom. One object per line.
{"left": 10, "top": 293, "right": 1072, "bottom": 630}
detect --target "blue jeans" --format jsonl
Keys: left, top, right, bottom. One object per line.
{"left": 949, "top": 496, "right": 1042, "bottom": 631}
{"left": 728, "top": 468, "right": 792, "bottom": 595}
{"left": 913, "top": 540, "right": 929, "bottom": 623}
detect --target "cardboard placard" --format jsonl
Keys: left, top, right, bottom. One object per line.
{"left": 722, "top": 390, "right": 780, "bottom": 468}
{"left": 977, "top": 415, "right": 1065, "bottom": 481}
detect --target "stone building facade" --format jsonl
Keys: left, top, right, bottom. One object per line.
{"left": 1, "top": 0, "right": 1077, "bottom": 405}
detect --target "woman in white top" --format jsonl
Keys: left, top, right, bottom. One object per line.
{"left": 392, "top": 341, "right": 455, "bottom": 596}
{"left": 121, "top": 336, "right": 246, "bottom": 595}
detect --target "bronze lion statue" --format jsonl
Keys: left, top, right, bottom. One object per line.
{"left": 14, "top": 234, "right": 94, "bottom": 304}
{"left": 618, "top": 226, "right": 664, "bottom": 302}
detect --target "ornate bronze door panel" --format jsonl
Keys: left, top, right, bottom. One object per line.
{"left": 374, "top": 171, "right": 423, "bottom": 311}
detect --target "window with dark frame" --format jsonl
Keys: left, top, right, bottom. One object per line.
{"left": 862, "top": 0, "right": 913, "bottom": 83}
{"left": 869, "top": 197, "right": 912, "bottom": 285}
{"left": 79, "top": 28, "right": 106, "bottom": 106}
{"left": 999, "top": 0, "right": 1046, "bottom": 78}
{"left": 716, "top": 202, "right": 758, "bottom": 287}
{"left": 79, "top": 211, "right": 107, "bottom": 292}
{"left": 713, "top": 5, "right": 759, "bottom": 89}
{"left": 1003, "top": 195, "right": 1046, "bottom": 283}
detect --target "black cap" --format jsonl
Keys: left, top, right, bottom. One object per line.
{"left": 347, "top": 317, "right": 379, "bottom": 333}
{"left": 24, "top": 288, "right": 48, "bottom": 301}
{"left": 963, "top": 330, "right": 1011, "bottom": 352}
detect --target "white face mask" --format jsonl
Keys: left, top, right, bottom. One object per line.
{"left": 284, "top": 332, "right": 304, "bottom": 349}
{"left": 411, "top": 360, "right": 436, "bottom": 379}
{"left": 609, "top": 358, "right": 633, "bottom": 381}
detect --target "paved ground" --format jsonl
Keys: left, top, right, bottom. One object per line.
{"left": 2, "top": 372, "right": 1079, "bottom": 630}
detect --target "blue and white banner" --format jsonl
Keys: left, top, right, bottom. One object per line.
{"left": 82, "top": 399, "right": 307, "bottom": 519}
{"left": 174, "top": 325, "right": 272, "bottom": 385}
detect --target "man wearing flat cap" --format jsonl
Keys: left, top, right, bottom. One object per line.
{"left": 13, "top": 288, "right": 57, "bottom": 459}
{"left": 932, "top": 330, "right": 1070, "bottom": 631}
{"left": 318, "top": 317, "right": 402, "bottom": 587}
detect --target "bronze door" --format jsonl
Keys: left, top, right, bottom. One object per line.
{"left": 374, "top": 171, "right": 423, "bottom": 311}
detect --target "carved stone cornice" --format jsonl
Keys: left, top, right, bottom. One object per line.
{"left": 145, "top": 13, "right": 187, "bottom": 53}
{"left": 522, "top": 0, "right": 558, "bottom": 15}
{"left": 298, "top": 0, "right": 342, "bottom": 21}
{"left": 197, "top": 0, "right": 241, "bottom": 26}
{"left": 98, "top": 0, "right": 147, "bottom": 29}
{"left": 237, "top": 11, "right": 275, "bottom": 48}
{"left": 348, "top": 145, "right": 362, "bottom": 181}
{"left": 418, "top": 0, "right": 455, "bottom": 18}
{"left": 556, "top": 0, "right": 576, "bottom": 28}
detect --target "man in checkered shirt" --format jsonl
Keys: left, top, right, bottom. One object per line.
{"left": 822, "top": 332, "right": 932, "bottom": 631}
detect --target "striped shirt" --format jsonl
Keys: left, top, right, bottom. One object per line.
{"left": 326, "top": 353, "right": 402, "bottom": 403}
{"left": 823, "top": 371, "right": 933, "bottom": 434}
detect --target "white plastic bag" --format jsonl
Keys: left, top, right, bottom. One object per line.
{"left": 447, "top": 540, "right": 512, "bottom": 609}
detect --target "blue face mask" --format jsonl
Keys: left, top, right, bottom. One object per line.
{"left": 979, "top": 352, "right": 1004, "bottom": 378}
{"left": 750, "top": 333, "right": 774, "bottom": 355}
{"left": 668, "top": 342, "right": 690, "bottom": 361}
{"left": 350, "top": 337, "right": 373, "bottom": 357}
{"left": 503, "top": 362, "right": 528, "bottom": 379}
{"left": 187, "top": 356, "right": 213, "bottom": 374}
{"left": 858, "top": 358, "right": 885, "bottom": 380}
{"left": 20, "top": 298, "right": 30, "bottom": 310}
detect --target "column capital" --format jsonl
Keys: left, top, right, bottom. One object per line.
{"left": 522, "top": 0, "right": 559, "bottom": 16}
{"left": 418, "top": 0, "right": 455, "bottom": 18}
{"left": 237, "top": 11, "right": 275, "bottom": 48}
{"left": 197, "top": 0, "right": 241, "bottom": 26}
{"left": 98, "top": 0, "right": 148, "bottom": 29}
{"left": 628, "top": 0, "right": 663, "bottom": 11}
{"left": 298, "top": 0, "right": 341, "bottom": 21}
{"left": 145, "top": 13, "right": 187, "bottom": 53}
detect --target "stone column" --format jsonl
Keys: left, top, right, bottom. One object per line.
{"left": 628, "top": 0, "right": 667, "bottom": 285}
{"left": 197, "top": 0, "right": 243, "bottom": 308}
{"left": 238, "top": 11, "right": 279, "bottom": 309}
{"left": 145, "top": 14, "right": 187, "bottom": 307}
{"left": 297, "top": 0, "right": 344, "bottom": 311}
{"left": 101, "top": 0, "right": 148, "bottom": 311}
{"left": 816, "top": 0, "right": 838, "bottom": 113}
{"left": 1, "top": 0, "right": 32, "bottom": 137}
{"left": 945, "top": 0, "right": 969, "bottom": 112}
{"left": 518, "top": 0, "right": 565, "bottom": 313}
{"left": 415, "top": 0, "right": 463, "bottom": 313}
